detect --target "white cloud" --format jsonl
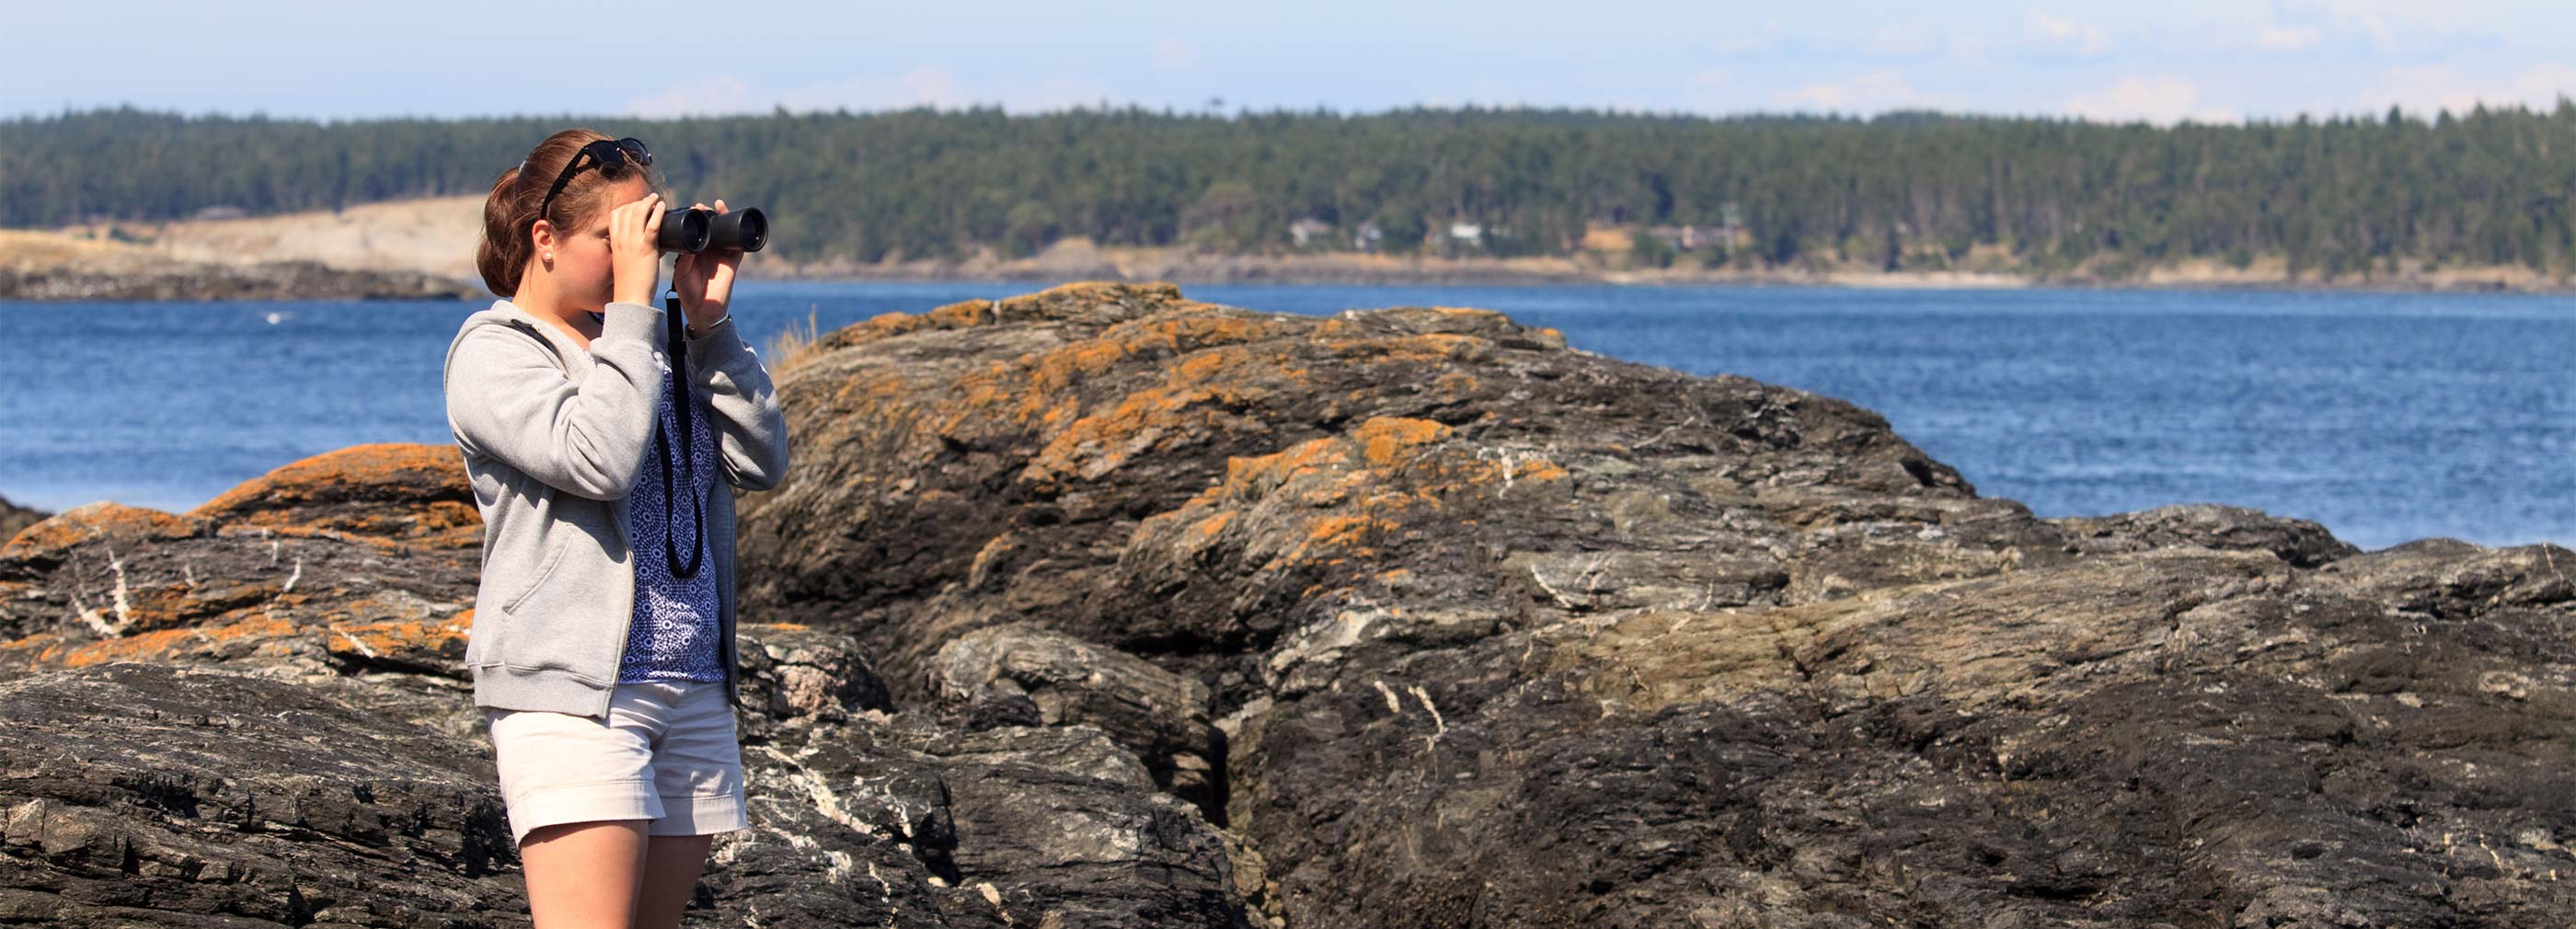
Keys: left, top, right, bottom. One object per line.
{"left": 1777, "top": 70, "right": 1966, "bottom": 114}
{"left": 2026, "top": 12, "right": 2112, "bottom": 57}
{"left": 1153, "top": 38, "right": 1197, "bottom": 69}
{"left": 1709, "top": 18, "right": 1783, "bottom": 56}
{"left": 2363, "top": 64, "right": 2576, "bottom": 116}
{"left": 2066, "top": 76, "right": 2237, "bottom": 124}
{"left": 1867, "top": 22, "right": 1941, "bottom": 58}
{"left": 625, "top": 75, "right": 758, "bottom": 119}
{"left": 1945, "top": 34, "right": 1992, "bottom": 67}
{"left": 775, "top": 67, "right": 972, "bottom": 112}
{"left": 2293, "top": 0, "right": 2406, "bottom": 47}
{"left": 2254, "top": 26, "right": 2321, "bottom": 52}
{"left": 2282, "top": 0, "right": 2507, "bottom": 52}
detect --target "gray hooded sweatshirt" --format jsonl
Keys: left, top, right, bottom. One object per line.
{"left": 442, "top": 297, "right": 790, "bottom": 719}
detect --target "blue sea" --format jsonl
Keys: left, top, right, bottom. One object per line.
{"left": 4, "top": 281, "right": 2570, "bottom": 553}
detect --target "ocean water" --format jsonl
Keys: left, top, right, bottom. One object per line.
{"left": 3, "top": 281, "right": 2570, "bottom": 552}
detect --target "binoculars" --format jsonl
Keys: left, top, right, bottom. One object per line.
{"left": 657, "top": 206, "right": 768, "bottom": 253}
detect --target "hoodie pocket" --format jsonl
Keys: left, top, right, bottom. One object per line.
{"left": 500, "top": 534, "right": 573, "bottom": 615}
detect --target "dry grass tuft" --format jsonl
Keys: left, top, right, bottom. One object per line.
{"left": 765, "top": 304, "right": 824, "bottom": 379}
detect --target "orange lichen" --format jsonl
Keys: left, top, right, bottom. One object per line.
{"left": 0, "top": 502, "right": 206, "bottom": 558}
{"left": 181, "top": 443, "right": 481, "bottom": 550}
{"left": 1019, "top": 338, "right": 1320, "bottom": 485}
{"left": 1515, "top": 460, "right": 1570, "bottom": 482}
{"left": 926, "top": 298, "right": 998, "bottom": 327}
{"left": 1131, "top": 414, "right": 1550, "bottom": 576}
{"left": 1192, "top": 511, "right": 1235, "bottom": 539}
{"left": 1305, "top": 515, "right": 1378, "bottom": 548}
{"left": 325, "top": 615, "right": 472, "bottom": 660}
{"left": 190, "top": 443, "right": 462, "bottom": 512}
{"left": 33, "top": 612, "right": 298, "bottom": 668}
{"left": 1353, "top": 418, "right": 1453, "bottom": 466}
{"left": 1318, "top": 333, "right": 1496, "bottom": 364}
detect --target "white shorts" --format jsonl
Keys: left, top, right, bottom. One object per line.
{"left": 482, "top": 677, "right": 751, "bottom": 846}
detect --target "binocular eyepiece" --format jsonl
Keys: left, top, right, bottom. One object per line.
{"left": 657, "top": 206, "right": 768, "bottom": 254}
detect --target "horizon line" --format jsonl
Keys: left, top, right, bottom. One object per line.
{"left": 11, "top": 97, "right": 2576, "bottom": 130}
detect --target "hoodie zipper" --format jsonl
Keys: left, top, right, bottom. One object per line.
{"left": 607, "top": 495, "right": 638, "bottom": 698}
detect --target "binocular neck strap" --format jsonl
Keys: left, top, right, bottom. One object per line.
{"left": 659, "top": 288, "right": 707, "bottom": 579}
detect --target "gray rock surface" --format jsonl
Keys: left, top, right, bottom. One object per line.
{"left": 735, "top": 281, "right": 2575, "bottom": 927}
{"left": 2, "top": 281, "right": 2568, "bottom": 927}
{"left": 0, "top": 439, "right": 1251, "bottom": 927}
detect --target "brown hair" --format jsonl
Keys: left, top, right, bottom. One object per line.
{"left": 475, "top": 129, "right": 663, "bottom": 297}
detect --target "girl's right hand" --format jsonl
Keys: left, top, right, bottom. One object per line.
{"left": 609, "top": 191, "right": 664, "bottom": 306}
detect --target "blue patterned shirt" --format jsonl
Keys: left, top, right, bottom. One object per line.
{"left": 616, "top": 361, "right": 726, "bottom": 683}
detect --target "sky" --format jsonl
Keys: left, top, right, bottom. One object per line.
{"left": 9, "top": 0, "right": 2576, "bottom": 125}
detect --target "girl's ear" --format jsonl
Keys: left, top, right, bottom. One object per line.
{"left": 529, "top": 219, "right": 555, "bottom": 254}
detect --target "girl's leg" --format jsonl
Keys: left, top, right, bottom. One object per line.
{"left": 519, "top": 819, "right": 650, "bottom": 928}
{"left": 632, "top": 679, "right": 747, "bottom": 925}
{"left": 632, "top": 833, "right": 718, "bottom": 929}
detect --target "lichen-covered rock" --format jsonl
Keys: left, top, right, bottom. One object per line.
{"left": 187, "top": 442, "right": 482, "bottom": 552}
{"left": 0, "top": 433, "right": 1256, "bottom": 927}
{"left": 6, "top": 280, "right": 2570, "bottom": 926}
{"left": 0, "top": 445, "right": 480, "bottom": 681}
{"left": 741, "top": 281, "right": 2576, "bottom": 927}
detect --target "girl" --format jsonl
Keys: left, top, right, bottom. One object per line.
{"left": 443, "top": 128, "right": 791, "bottom": 928}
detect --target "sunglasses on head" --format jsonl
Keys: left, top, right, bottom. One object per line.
{"left": 524, "top": 137, "right": 652, "bottom": 224}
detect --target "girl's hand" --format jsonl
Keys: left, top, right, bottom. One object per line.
{"left": 609, "top": 191, "right": 664, "bottom": 307}
{"left": 673, "top": 198, "right": 746, "bottom": 333}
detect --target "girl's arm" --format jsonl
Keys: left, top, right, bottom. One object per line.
{"left": 445, "top": 302, "right": 668, "bottom": 500}
{"left": 684, "top": 317, "right": 791, "bottom": 491}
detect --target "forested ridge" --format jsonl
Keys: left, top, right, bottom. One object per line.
{"left": 9, "top": 101, "right": 2576, "bottom": 279}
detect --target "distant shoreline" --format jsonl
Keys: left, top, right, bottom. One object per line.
{"left": 10, "top": 259, "right": 2557, "bottom": 302}
{"left": 10, "top": 198, "right": 2572, "bottom": 301}
{"left": 755, "top": 247, "right": 2576, "bottom": 296}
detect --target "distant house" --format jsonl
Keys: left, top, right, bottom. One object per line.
{"left": 1449, "top": 222, "right": 1484, "bottom": 246}
{"left": 1288, "top": 217, "right": 1332, "bottom": 247}
{"left": 1644, "top": 224, "right": 1728, "bottom": 251}
{"left": 1352, "top": 221, "right": 1385, "bottom": 251}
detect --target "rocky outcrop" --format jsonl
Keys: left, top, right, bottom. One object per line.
{"left": 0, "top": 260, "right": 477, "bottom": 301}
{"left": 0, "top": 444, "right": 481, "bottom": 681}
{"left": 0, "top": 494, "right": 47, "bottom": 547}
{"left": 736, "top": 281, "right": 2576, "bottom": 927}
{"left": 3, "top": 280, "right": 2570, "bottom": 927}
{"left": 930, "top": 624, "right": 1227, "bottom": 817}
{"left": 0, "top": 440, "right": 1255, "bottom": 927}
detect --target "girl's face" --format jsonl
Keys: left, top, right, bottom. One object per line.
{"left": 535, "top": 173, "right": 651, "bottom": 311}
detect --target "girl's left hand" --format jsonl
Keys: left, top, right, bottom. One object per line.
{"left": 673, "top": 198, "right": 746, "bottom": 332}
